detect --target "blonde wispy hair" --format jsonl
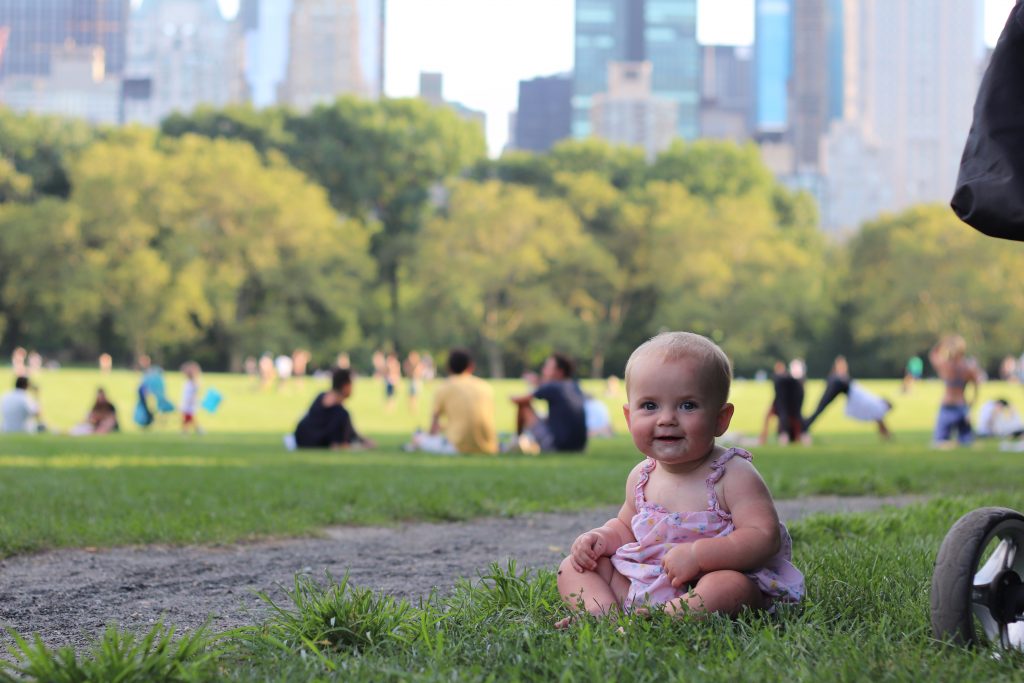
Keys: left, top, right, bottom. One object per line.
{"left": 624, "top": 332, "right": 733, "bottom": 406}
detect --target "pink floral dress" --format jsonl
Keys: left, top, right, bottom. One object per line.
{"left": 610, "top": 448, "right": 804, "bottom": 608}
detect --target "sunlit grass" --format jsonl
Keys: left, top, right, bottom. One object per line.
{"left": 3, "top": 367, "right": 1021, "bottom": 437}
{"left": 15, "top": 496, "right": 1022, "bottom": 681}
{"left": 2, "top": 429, "right": 1024, "bottom": 559}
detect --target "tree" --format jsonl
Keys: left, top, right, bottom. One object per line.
{"left": 160, "top": 104, "right": 294, "bottom": 158}
{"left": 408, "top": 180, "right": 604, "bottom": 377}
{"left": 282, "top": 98, "right": 486, "bottom": 351}
{"left": 0, "top": 109, "right": 97, "bottom": 198}
{"left": 649, "top": 139, "right": 775, "bottom": 202}
{"left": 844, "top": 204, "right": 1024, "bottom": 372}
{"left": 68, "top": 133, "right": 375, "bottom": 367}
{"left": 0, "top": 198, "right": 92, "bottom": 353}
{"left": 646, "top": 183, "right": 833, "bottom": 372}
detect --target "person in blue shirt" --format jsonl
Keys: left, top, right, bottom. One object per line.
{"left": 511, "top": 353, "right": 587, "bottom": 452}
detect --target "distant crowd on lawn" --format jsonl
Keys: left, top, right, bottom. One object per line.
{"left": 4, "top": 339, "right": 1024, "bottom": 453}
{"left": 758, "top": 335, "right": 1024, "bottom": 451}
{"left": 288, "top": 347, "right": 602, "bottom": 455}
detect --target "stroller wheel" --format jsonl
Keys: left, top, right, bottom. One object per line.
{"left": 931, "top": 507, "right": 1024, "bottom": 649}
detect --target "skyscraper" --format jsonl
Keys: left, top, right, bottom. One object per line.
{"left": 591, "top": 60, "right": 677, "bottom": 159}
{"left": 279, "top": 0, "right": 383, "bottom": 111}
{"left": 754, "top": 0, "right": 790, "bottom": 136}
{"left": 789, "top": 0, "right": 844, "bottom": 171}
{"left": 573, "top": 0, "right": 699, "bottom": 142}
{"left": 824, "top": 0, "right": 982, "bottom": 230}
{"left": 123, "top": 0, "right": 245, "bottom": 125}
{"left": 514, "top": 73, "right": 572, "bottom": 152}
{"left": 699, "top": 44, "right": 754, "bottom": 142}
{"left": 0, "top": 0, "right": 130, "bottom": 81}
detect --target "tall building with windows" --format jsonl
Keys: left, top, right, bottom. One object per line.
{"left": 754, "top": 0, "right": 790, "bottom": 136}
{"left": 513, "top": 73, "right": 572, "bottom": 152}
{"left": 122, "top": 0, "right": 245, "bottom": 125}
{"left": 699, "top": 44, "right": 754, "bottom": 142}
{"left": 591, "top": 60, "right": 677, "bottom": 159}
{"left": 823, "top": 0, "right": 982, "bottom": 230}
{"left": 0, "top": 0, "right": 130, "bottom": 81}
{"left": 279, "top": 0, "right": 383, "bottom": 110}
{"left": 573, "top": 0, "right": 699, "bottom": 142}
{"left": 1, "top": 42, "right": 120, "bottom": 123}
{"left": 789, "top": 0, "right": 844, "bottom": 171}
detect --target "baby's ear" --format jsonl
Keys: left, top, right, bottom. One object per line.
{"left": 622, "top": 404, "right": 631, "bottom": 429}
{"left": 715, "top": 402, "right": 735, "bottom": 436}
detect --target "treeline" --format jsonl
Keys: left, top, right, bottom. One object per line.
{"left": 0, "top": 101, "right": 1021, "bottom": 377}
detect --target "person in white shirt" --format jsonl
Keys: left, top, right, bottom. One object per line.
{"left": 1, "top": 376, "right": 40, "bottom": 433}
{"left": 844, "top": 381, "right": 892, "bottom": 440}
{"left": 976, "top": 398, "right": 1024, "bottom": 439}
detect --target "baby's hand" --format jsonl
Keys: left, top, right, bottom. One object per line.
{"left": 569, "top": 531, "right": 608, "bottom": 572}
{"left": 662, "top": 543, "right": 701, "bottom": 588}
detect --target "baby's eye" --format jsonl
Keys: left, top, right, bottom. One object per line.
{"left": 680, "top": 401, "right": 698, "bottom": 411}
{"left": 641, "top": 401, "right": 657, "bottom": 411}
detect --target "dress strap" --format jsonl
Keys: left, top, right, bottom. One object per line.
{"left": 634, "top": 458, "right": 657, "bottom": 509}
{"left": 705, "top": 447, "right": 753, "bottom": 518}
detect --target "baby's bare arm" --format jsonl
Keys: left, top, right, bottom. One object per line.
{"left": 568, "top": 465, "right": 641, "bottom": 571}
{"left": 695, "top": 459, "right": 781, "bottom": 570}
{"left": 662, "top": 460, "right": 780, "bottom": 586}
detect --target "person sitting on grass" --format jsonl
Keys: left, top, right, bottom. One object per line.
{"left": 555, "top": 332, "right": 803, "bottom": 628}
{"left": 510, "top": 353, "right": 587, "bottom": 453}
{"left": 69, "top": 387, "right": 119, "bottom": 435}
{"left": 1, "top": 376, "right": 42, "bottom": 433}
{"left": 293, "top": 368, "right": 376, "bottom": 450}
{"left": 976, "top": 398, "right": 1024, "bottom": 439}
{"left": 406, "top": 348, "right": 498, "bottom": 455}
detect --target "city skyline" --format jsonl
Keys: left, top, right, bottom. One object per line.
{"left": 18, "top": 0, "right": 1022, "bottom": 155}
{"left": 383, "top": 0, "right": 1014, "bottom": 155}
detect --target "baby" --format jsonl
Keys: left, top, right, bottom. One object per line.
{"left": 556, "top": 332, "right": 803, "bottom": 626}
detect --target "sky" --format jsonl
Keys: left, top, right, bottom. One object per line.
{"left": 210, "top": 0, "right": 1018, "bottom": 156}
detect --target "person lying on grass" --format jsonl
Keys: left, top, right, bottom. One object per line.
{"left": 556, "top": 332, "right": 803, "bottom": 627}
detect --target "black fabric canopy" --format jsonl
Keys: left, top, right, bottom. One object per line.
{"left": 951, "top": 1, "right": 1024, "bottom": 242}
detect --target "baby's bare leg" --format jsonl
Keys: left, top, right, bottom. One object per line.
{"left": 555, "top": 556, "right": 629, "bottom": 628}
{"left": 664, "top": 570, "right": 765, "bottom": 617}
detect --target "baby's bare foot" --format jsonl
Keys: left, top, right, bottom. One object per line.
{"left": 554, "top": 614, "right": 580, "bottom": 629}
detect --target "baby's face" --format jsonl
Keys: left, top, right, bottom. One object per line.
{"left": 624, "top": 355, "right": 732, "bottom": 471}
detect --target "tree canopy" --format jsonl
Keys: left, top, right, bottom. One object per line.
{"left": 2, "top": 105, "right": 1020, "bottom": 378}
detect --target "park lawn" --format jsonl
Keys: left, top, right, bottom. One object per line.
{"left": 2, "top": 429, "right": 1024, "bottom": 558}
{"left": 8, "top": 495, "right": 1024, "bottom": 681}
{"left": 4, "top": 371, "right": 1024, "bottom": 679}
{"left": 4, "top": 368, "right": 1022, "bottom": 437}
{"left": 216, "top": 493, "right": 1024, "bottom": 681}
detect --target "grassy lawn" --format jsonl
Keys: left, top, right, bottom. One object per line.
{"left": 2, "top": 370, "right": 1024, "bottom": 557}
{"left": 7, "top": 497, "right": 1024, "bottom": 681}
{"left": 4, "top": 370, "right": 1024, "bottom": 679}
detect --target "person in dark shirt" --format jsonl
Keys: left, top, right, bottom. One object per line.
{"left": 511, "top": 353, "right": 587, "bottom": 452}
{"left": 294, "top": 368, "right": 376, "bottom": 450}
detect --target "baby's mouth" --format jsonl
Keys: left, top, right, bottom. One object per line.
{"left": 654, "top": 436, "right": 682, "bottom": 442}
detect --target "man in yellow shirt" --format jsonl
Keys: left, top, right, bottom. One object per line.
{"left": 407, "top": 348, "right": 498, "bottom": 455}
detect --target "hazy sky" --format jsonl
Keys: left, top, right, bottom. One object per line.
{"left": 210, "top": 0, "right": 1017, "bottom": 155}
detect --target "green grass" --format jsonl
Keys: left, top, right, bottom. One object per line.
{"left": 4, "top": 367, "right": 1020, "bottom": 437}
{"left": 4, "top": 371, "right": 1024, "bottom": 680}
{"left": 2, "top": 372, "right": 1024, "bottom": 558}
{"left": 2, "top": 432, "right": 1024, "bottom": 559}
{"left": 8, "top": 497, "right": 1024, "bottom": 681}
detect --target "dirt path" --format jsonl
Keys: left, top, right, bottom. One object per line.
{"left": 0, "top": 495, "right": 925, "bottom": 653}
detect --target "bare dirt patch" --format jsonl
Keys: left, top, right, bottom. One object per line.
{"left": 0, "top": 495, "right": 925, "bottom": 652}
